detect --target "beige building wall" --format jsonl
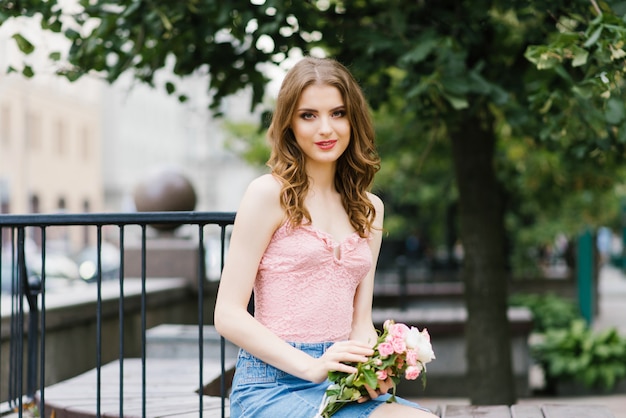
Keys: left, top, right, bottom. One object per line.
{"left": 0, "top": 74, "right": 104, "bottom": 251}
{"left": 0, "top": 13, "right": 104, "bottom": 253}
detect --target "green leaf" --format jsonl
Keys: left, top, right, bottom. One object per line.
{"left": 584, "top": 25, "right": 603, "bottom": 48}
{"left": 570, "top": 45, "right": 589, "bottom": 67}
{"left": 441, "top": 92, "right": 468, "bottom": 110}
{"left": 605, "top": 98, "right": 626, "bottom": 124}
{"left": 65, "top": 28, "right": 80, "bottom": 40}
{"left": 362, "top": 368, "right": 378, "bottom": 389}
{"left": 400, "top": 37, "right": 438, "bottom": 65}
{"left": 21, "top": 65, "right": 34, "bottom": 77}
{"left": 524, "top": 45, "right": 561, "bottom": 70}
{"left": 12, "top": 34, "right": 35, "bottom": 55}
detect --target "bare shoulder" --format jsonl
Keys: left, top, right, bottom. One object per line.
{"left": 247, "top": 173, "right": 282, "bottom": 197}
{"left": 237, "top": 174, "right": 284, "bottom": 228}
{"left": 366, "top": 192, "right": 384, "bottom": 230}
{"left": 366, "top": 192, "right": 384, "bottom": 213}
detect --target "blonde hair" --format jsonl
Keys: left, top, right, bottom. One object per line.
{"left": 267, "top": 57, "right": 380, "bottom": 237}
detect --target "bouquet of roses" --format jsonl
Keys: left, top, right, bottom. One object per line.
{"left": 314, "top": 319, "right": 435, "bottom": 418}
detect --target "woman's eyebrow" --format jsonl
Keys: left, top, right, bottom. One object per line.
{"left": 296, "top": 105, "right": 345, "bottom": 112}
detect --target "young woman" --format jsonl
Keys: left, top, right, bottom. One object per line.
{"left": 214, "top": 56, "right": 436, "bottom": 418}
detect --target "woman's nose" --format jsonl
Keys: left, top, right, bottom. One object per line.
{"left": 319, "top": 116, "right": 332, "bottom": 135}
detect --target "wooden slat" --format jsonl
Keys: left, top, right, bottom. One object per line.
{"left": 39, "top": 358, "right": 233, "bottom": 418}
{"left": 511, "top": 405, "right": 543, "bottom": 418}
{"left": 542, "top": 404, "right": 616, "bottom": 418}
{"left": 443, "top": 405, "right": 511, "bottom": 418}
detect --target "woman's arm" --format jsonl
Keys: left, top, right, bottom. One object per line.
{"left": 351, "top": 193, "right": 394, "bottom": 401}
{"left": 214, "top": 175, "right": 373, "bottom": 383}
{"left": 350, "top": 193, "right": 385, "bottom": 346}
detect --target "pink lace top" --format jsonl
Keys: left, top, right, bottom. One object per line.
{"left": 254, "top": 223, "right": 372, "bottom": 342}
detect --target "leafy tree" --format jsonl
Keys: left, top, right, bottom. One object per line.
{"left": 3, "top": 0, "right": 626, "bottom": 404}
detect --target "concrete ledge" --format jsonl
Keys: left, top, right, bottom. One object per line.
{"left": 1, "top": 278, "right": 215, "bottom": 403}
{"left": 36, "top": 359, "right": 230, "bottom": 418}
{"left": 146, "top": 324, "right": 239, "bottom": 362}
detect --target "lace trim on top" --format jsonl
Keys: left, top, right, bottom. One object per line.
{"left": 254, "top": 223, "right": 372, "bottom": 342}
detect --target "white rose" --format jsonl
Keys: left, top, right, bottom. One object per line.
{"left": 415, "top": 329, "right": 435, "bottom": 364}
{"left": 404, "top": 327, "right": 421, "bottom": 350}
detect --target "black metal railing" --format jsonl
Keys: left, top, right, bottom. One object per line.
{"left": 0, "top": 211, "right": 235, "bottom": 418}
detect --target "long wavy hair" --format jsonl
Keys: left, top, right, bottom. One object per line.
{"left": 266, "top": 57, "right": 380, "bottom": 237}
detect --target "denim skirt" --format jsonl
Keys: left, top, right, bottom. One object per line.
{"left": 229, "top": 341, "right": 430, "bottom": 418}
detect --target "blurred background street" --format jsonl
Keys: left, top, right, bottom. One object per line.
{"left": 417, "top": 264, "right": 626, "bottom": 417}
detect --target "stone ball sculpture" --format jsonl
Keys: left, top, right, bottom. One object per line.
{"left": 133, "top": 167, "right": 197, "bottom": 231}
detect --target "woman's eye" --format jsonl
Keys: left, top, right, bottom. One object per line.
{"left": 332, "top": 110, "right": 346, "bottom": 118}
{"left": 300, "top": 112, "right": 315, "bottom": 120}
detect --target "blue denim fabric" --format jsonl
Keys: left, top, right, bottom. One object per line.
{"left": 229, "top": 342, "right": 430, "bottom": 418}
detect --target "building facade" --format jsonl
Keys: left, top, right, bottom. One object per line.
{"left": 0, "top": 17, "right": 264, "bottom": 257}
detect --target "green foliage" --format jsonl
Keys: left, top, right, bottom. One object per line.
{"left": 373, "top": 96, "right": 456, "bottom": 240}
{"left": 533, "top": 319, "right": 626, "bottom": 390}
{"left": 0, "top": 0, "right": 321, "bottom": 112}
{"left": 512, "top": 293, "right": 626, "bottom": 391}
{"left": 510, "top": 293, "right": 580, "bottom": 333}
{"left": 222, "top": 120, "right": 270, "bottom": 167}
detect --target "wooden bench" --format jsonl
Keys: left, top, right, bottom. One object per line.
{"left": 441, "top": 404, "right": 616, "bottom": 418}
{"left": 36, "top": 358, "right": 234, "bottom": 418}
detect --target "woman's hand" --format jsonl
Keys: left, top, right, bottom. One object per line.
{"left": 357, "top": 376, "right": 394, "bottom": 403}
{"left": 304, "top": 340, "right": 373, "bottom": 384}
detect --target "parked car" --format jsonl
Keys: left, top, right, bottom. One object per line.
{"left": 74, "top": 242, "right": 120, "bottom": 283}
{"left": 2, "top": 253, "right": 82, "bottom": 293}
{"left": 29, "top": 252, "right": 95, "bottom": 292}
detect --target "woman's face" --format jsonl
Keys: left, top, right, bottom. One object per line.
{"left": 290, "top": 83, "right": 351, "bottom": 167}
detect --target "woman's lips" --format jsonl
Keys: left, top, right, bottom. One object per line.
{"left": 315, "top": 140, "right": 337, "bottom": 150}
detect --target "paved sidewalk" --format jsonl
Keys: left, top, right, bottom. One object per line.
{"left": 417, "top": 395, "right": 626, "bottom": 418}
{"left": 593, "top": 264, "right": 626, "bottom": 336}
{"left": 416, "top": 264, "right": 626, "bottom": 417}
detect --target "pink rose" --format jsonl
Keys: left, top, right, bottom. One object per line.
{"left": 383, "top": 319, "right": 394, "bottom": 331}
{"left": 405, "top": 366, "right": 421, "bottom": 380}
{"left": 391, "top": 336, "right": 407, "bottom": 354}
{"left": 377, "top": 342, "right": 394, "bottom": 357}
{"left": 390, "top": 323, "right": 409, "bottom": 339}
{"left": 405, "top": 349, "right": 418, "bottom": 366}
{"left": 376, "top": 369, "right": 388, "bottom": 380}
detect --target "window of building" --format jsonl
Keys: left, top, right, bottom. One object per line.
{"left": 1, "top": 105, "right": 10, "bottom": 147}
{"left": 55, "top": 119, "right": 66, "bottom": 156}
{"left": 81, "top": 126, "right": 91, "bottom": 160}
{"left": 29, "top": 194, "right": 42, "bottom": 247}
{"left": 29, "top": 194, "right": 40, "bottom": 213}
{"left": 26, "top": 111, "right": 41, "bottom": 150}
{"left": 0, "top": 178, "right": 9, "bottom": 213}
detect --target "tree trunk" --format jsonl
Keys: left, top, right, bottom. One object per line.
{"left": 449, "top": 110, "right": 516, "bottom": 405}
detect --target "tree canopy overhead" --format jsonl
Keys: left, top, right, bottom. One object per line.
{"left": 3, "top": 0, "right": 626, "bottom": 405}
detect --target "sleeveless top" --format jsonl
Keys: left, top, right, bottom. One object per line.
{"left": 254, "top": 223, "right": 372, "bottom": 342}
